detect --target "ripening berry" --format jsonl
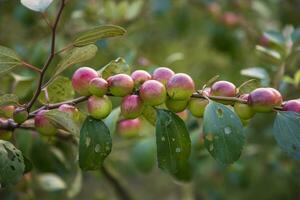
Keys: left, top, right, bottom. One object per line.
{"left": 152, "top": 67, "right": 175, "bottom": 85}
{"left": 0, "top": 105, "right": 15, "bottom": 118}
{"left": 58, "top": 104, "right": 80, "bottom": 121}
{"left": 234, "top": 94, "right": 255, "bottom": 120}
{"left": 107, "top": 74, "right": 134, "bottom": 97}
{"left": 121, "top": 95, "right": 144, "bottom": 119}
{"left": 117, "top": 118, "right": 141, "bottom": 138}
{"left": 202, "top": 87, "right": 211, "bottom": 96}
{"left": 13, "top": 108, "right": 28, "bottom": 124}
{"left": 167, "top": 73, "right": 195, "bottom": 100}
{"left": 88, "top": 77, "right": 108, "bottom": 97}
{"left": 211, "top": 81, "right": 236, "bottom": 97}
{"left": 165, "top": 97, "right": 189, "bottom": 113}
{"left": 282, "top": 100, "right": 300, "bottom": 114}
{"left": 248, "top": 88, "right": 282, "bottom": 113}
{"left": 188, "top": 98, "right": 209, "bottom": 117}
{"left": 131, "top": 70, "right": 151, "bottom": 88}
{"left": 35, "top": 110, "right": 57, "bottom": 136}
{"left": 140, "top": 80, "right": 167, "bottom": 106}
{"left": 87, "top": 95, "right": 112, "bottom": 119}
{"left": 72, "top": 67, "right": 99, "bottom": 96}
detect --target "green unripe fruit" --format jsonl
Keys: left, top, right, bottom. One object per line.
{"left": 35, "top": 110, "right": 57, "bottom": 136}
{"left": 0, "top": 105, "right": 15, "bottom": 118}
{"left": 117, "top": 118, "right": 141, "bottom": 138}
{"left": 87, "top": 95, "right": 112, "bottom": 119}
{"left": 165, "top": 98, "right": 188, "bottom": 113}
{"left": 107, "top": 74, "right": 134, "bottom": 97}
{"left": 234, "top": 94, "right": 255, "bottom": 120}
{"left": 140, "top": 80, "right": 167, "bottom": 106}
{"left": 13, "top": 108, "right": 28, "bottom": 124}
{"left": 121, "top": 95, "right": 144, "bottom": 119}
{"left": 188, "top": 98, "right": 209, "bottom": 117}
{"left": 88, "top": 77, "right": 108, "bottom": 97}
{"left": 167, "top": 73, "right": 195, "bottom": 100}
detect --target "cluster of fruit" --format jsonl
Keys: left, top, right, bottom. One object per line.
{"left": 1, "top": 66, "right": 300, "bottom": 138}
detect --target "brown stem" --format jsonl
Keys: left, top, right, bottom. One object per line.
{"left": 21, "top": 61, "right": 42, "bottom": 73}
{"left": 54, "top": 43, "right": 74, "bottom": 55}
{"left": 26, "top": 0, "right": 66, "bottom": 112}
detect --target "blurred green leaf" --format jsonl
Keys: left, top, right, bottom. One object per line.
{"left": 295, "top": 70, "right": 300, "bottom": 85}
{"left": 73, "top": 25, "right": 126, "bottom": 47}
{"left": 103, "top": 107, "right": 121, "bottom": 135}
{"left": 240, "top": 67, "right": 270, "bottom": 86}
{"left": 255, "top": 45, "right": 282, "bottom": 65}
{"left": 79, "top": 117, "right": 112, "bottom": 170}
{"left": 237, "top": 79, "right": 260, "bottom": 94}
{"left": 39, "top": 76, "right": 74, "bottom": 104}
{"left": 203, "top": 101, "right": 245, "bottom": 164}
{"left": 23, "top": 156, "right": 33, "bottom": 174}
{"left": 203, "top": 75, "right": 220, "bottom": 89}
{"left": 98, "top": 57, "right": 131, "bottom": 79}
{"left": 0, "top": 94, "right": 19, "bottom": 106}
{"left": 126, "top": 1, "right": 144, "bottom": 20}
{"left": 273, "top": 111, "right": 300, "bottom": 159}
{"left": 156, "top": 109, "right": 191, "bottom": 181}
{"left": 0, "top": 140, "right": 25, "bottom": 187}
{"left": 37, "top": 173, "right": 66, "bottom": 192}
{"left": 67, "top": 168, "right": 82, "bottom": 198}
{"left": 0, "top": 46, "right": 22, "bottom": 75}
{"left": 262, "top": 31, "right": 285, "bottom": 53}
{"left": 21, "top": 0, "right": 53, "bottom": 12}
{"left": 142, "top": 105, "right": 157, "bottom": 126}
{"left": 291, "top": 27, "right": 300, "bottom": 44}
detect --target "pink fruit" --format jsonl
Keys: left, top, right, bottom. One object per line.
{"left": 152, "top": 67, "right": 175, "bottom": 85}
{"left": 117, "top": 118, "right": 141, "bottom": 138}
{"left": 107, "top": 74, "right": 134, "bottom": 97}
{"left": 283, "top": 100, "right": 300, "bottom": 114}
{"left": 88, "top": 77, "right": 108, "bottom": 97}
{"left": 211, "top": 81, "right": 236, "bottom": 97}
{"left": 72, "top": 67, "right": 99, "bottom": 96}
{"left": 121, "top": 95, "right": 144, "bottom": 119}
{"left": 35, "top": 110, "right": 57, "bottom": 136}
{"left": 131, "top": 70, "right": 151, "bottom": 88}
{"left": 87, "top": 95, "right": 112, "bottom": 119}
{"left": 167, "top": 73, "right": 195, "bottom": 100}
{"left": 140, "top": 80, "right": 167, "bottom": 106}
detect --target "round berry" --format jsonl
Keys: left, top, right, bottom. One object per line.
{"left": 152, "top": 67, "right": 175, "bottom": 85}
{"left": 131, "top": 70, "right": 151, "bottom": 88}
{"left": 121, "top": 95, "right": 144, "bottom": 119}
{"left": 140, "top": 80, "right": 167, "bottom": 106}
{"left": 88, "top": 77, "right": 108, "bottom": 97}
{"left": 35, "top": 110, "right": 57, "bottom": 136}
{"left": 87, "top": 95, "right": 112, "bottom": 119}
{"left": 211, "top": 81, "right": 236, "bottom": 97}
{"left": 107, "top": 74, "right": 134, "bottom": 97}
{"left": 167, "top": 73, "right": 195, "bottom": 100}
{"left": 283, "top": 100, "right": 300, "bottom": 114}
{"left": 72, "top": 67, "right": 99, "bottom": 96}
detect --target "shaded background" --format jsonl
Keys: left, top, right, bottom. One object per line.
{"left": 0, "top": 0, "right": 300, "bottom": 199}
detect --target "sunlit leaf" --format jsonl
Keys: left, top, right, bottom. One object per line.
{"left": 20, "top": 0, "right": 53, "bottom": 12}
{"left": 37, "top": 173, "right": 66, "bottom": 192}
{"left": 98, "top": 57, "right": 130, "bottom": 79}
{"left": 0, "top": 46, "right": 22, "bottom": 75}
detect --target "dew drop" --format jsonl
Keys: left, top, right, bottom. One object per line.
{"left": 161, "top": 137, "right": 165, "bottom": 141}
{"left": 175, "top": 147, "right": 181, "bottom": 153}
{"left": 94, "top": 144, "right": 101, "bottom": 153}
{"left": 85, "top": 137, "right": 91, "bottom": 147}
{"left": 224, "top": 127, "right": 232, "bottom": 135}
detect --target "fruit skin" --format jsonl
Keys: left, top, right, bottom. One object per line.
{"left": 282, "top": 100, "right": 300, "bottom": 114}
{"left": 88, "top": 77, "right": 108, "bottom": 97}
{"left": 248, "top": 88, "right": 282, "bottom": 113}
{"left": 87, "top": 95, "right": 112, "bottom": 119}
{"left": 107, "top": 74, "right": 134, "bottom": 97}
{"left": 117, "top": 118, "right": 141, "bottom": 138}
{"left": 234, "top": 94, "right": 255, "bottom": 120}
{"left": 188, "top": 98, "right": 209, "bottom": 117}
{"left": 152, "top": 67, "right": 175, "bottom": 85}
{"left": 35, "top": 110, "right": 57, "bottom": 136}
{"left": 167, "top": 73, "right": 195, "bottom": 100}
{"left": 72, "top": 67, "right": 99, "bottom": 96}
{"left": 211, "top": 81, "right": 236, "bottom": 97}
{"left": 139, "top": 80, "right": 167, "bottom": 106}
{"left": 58, "top": 104, "right": 80, "bottom": 121}
{"left": 13, "top": 108, "right": 29, "bottom": 124}
{"left": 131, "top": 70, "right": 151, "bottom": 88}
{"left": 0, "top": 105, "right": 15, "bottom": 118}
{"left": 165, "top": 97, "right": 188, "bottom": 113}
{"left": 121, "top": 95, "right": 144, "bottom": 119}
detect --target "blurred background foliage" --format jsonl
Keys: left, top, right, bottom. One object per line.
{"left": 1, "top": 0, "right": 300, "bottom": 199}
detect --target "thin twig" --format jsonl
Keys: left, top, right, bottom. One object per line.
{"left": 21, "top": 61, "right": 42, "bottom": 73}
{"left": 54, "top": 43, "right": 74, "bottom": 55}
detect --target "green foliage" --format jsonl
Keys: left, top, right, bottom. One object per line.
{"left": 98, "top": 57, "right": 131, "bottom": 79}
{"left": 0, "top": 94, "right": 19, "bottom": 106}
{"left": 237, "top": 79, "right": 260, "bottom": 94}
{"left": 103, "top": 107, "right": 121, "bottom": 135}
{"left": 0, "top": 46, "right": 22, "bottom": 75}
{"left": 142, "top": 105, "right": 157, "bottom": 126}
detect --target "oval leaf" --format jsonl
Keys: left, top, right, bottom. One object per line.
{"left": 103, "top": 107, "right": 121, "bottom": 135}
{"left": 156, "top": 109, "right": 191, "bottom": 181}
{"left": 20, "top": 0, "right": 53, "bottom": 12}
{"left": 98, "top": 57, "right": 131, "bottom": 79}
{"left": 0, "top": 46, "right": 22, "bottom": 75}
{"left": 73, "top": 25, "right": 126, "bottom": 47}
{"left": 79, "top": 117, "right": 112, "bottom": 170}
{"left": 272, "top": 111, "right": 300, "bottom": 159}
{"left": 203, "top": 101, "right": 245, "bottom": 164}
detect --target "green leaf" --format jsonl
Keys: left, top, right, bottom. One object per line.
{"left": 49, "top": 44, "right": 98, "bottom": 84}
{"left": 98, "top": 57, "right": 131, "bottom": 79}
{"left": 37, "top": 173, "right": 66, "bottom": 192}
{"left": 255, "top": 45, "right": 282, "bottom": 64}
{"left": 73, "top": 25, "right": 126, "bottom": 47}
{"left": 142, "top": 105, "right": 157, "bottom": 126}
{"left": 291, "top": 27, "right": 300, "bottom": 44}
{"left": 103, "top": 107, "right": 121, "bottom": 135}
{"left": 273, "top": 111, "right": 300, "bottom": 159}
{"left": 79, "top": 117, "right": 112, "bottom": 170}
{"left": 155, "top": 109, "right": 191, "bottom": 181}
{"left": 0, "top": 140, "right": 25, "bottom": 187}
{"left": 0, "top": 46, "right": 22, "bottom": 75}
{"left": 23, "top": 156, "right": 33, "bottom": 174}
{"left": 0, "top": 94, "right": 19, "bottom": 106}
{"left": 237, "top": 79, "right": 260, "bottom": 94}
{"left": 131, "top": 138, "right": 156, "bottom": 174}
{"left": 203, "top": 101, "right": 245, "bottom": 164}
{"left": 262, "top": 31, "right": 285, "bottom": 53}
{"left": 240, "top": 67, "right": 270, "bottom": 86}
{"left": 202, "top": 75, "right": 220, "bottom": 89}
{"left": 21, "top": 0, "right": 53, "bottom": 12}
{"left": 39, "top": 76, "right": 75, "bottom": 104}
{"left": 294, "top": 70, "right": 300, "bottom": 85}
{"left": 44, "top": 110, "right": 80, "bottom": 136}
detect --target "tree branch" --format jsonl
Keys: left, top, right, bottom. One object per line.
{"left": 21, "top": 61, "right": 42, "bottom": 73}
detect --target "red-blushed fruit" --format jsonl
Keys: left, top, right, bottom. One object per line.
{"left": 58, "top": 104, "right": 80, "bottom": 121}
{"left": 283, "top": 100, "right": 300, "bottom": 114}
{"left": 167, "top": 73, "right": 195, "bottom": 100}
{"left": 140, "top": 80, "right": 167, "bottom": 106}
{"left": 87, "top": 95, "right": 112, "bottom": 119}
{"left": 88, "top": 77, "right": 108, "bottom": 97}
{"left": 107, "top": 74, "right": 134, "bottom": 97}
{"left": 152, "top": 67, "right": 175, "bottom": 85}
{"left": 35, "top": 110, "right": 57, "bottom": 136}
{"left": 248, "top": 88, "right": 282, "bottom": 113}
{"left": 176, "top": 110, "right": 188, "bottom": 121}
{"left": 117, "top": 118, "right": 141, "bottom": 138}
{"left": 131, "top": 70, "right": 151, "bottom": 88}
{"left": 234, "top": 94, "right": 255, "bottom": 120}
{"left": 121, "top": 95, "right": 144, "bottom": 119}
{"left": 13, "top": 108, "right": 28, "bottom": 124}
{"left": 211, "top": 81, "right": 236, "bottom": 97}
{"left": 268, "top": 87, "right": 283, "bottom": 106}
{"left": 72, "top": 67, "right": 99, "bottom": 96}
{"left": 0, "top": 105, "right": 15, "bottom": 118}
{"left": 165, "top": 97, "right": 188, "bottom": 113}
{"left": 188, "top": 98, "right": 209, "bottom": 117}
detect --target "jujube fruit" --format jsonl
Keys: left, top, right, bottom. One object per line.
{"left": 139, "top": 80, "right": 167, "bottom": 106}
{"left": 72, "top": 67, "right": 99, "bottom": 96}
{"left": 211, "top": 80, "right": 236, "bottom": 97}
{"left": 121, "top": 95, "right": 144, "bottom": 119}
{"left": 117, "top": 118, "right": 141, "bottom": 138}
{"left": 167, "top": 73, "right": 195, "bottom": 100}
{"left": 107, "top": 74, "right": 134, "bottom": 97}
{"left": 165, "top": 97, "right": 188, "bottom": 113}
{"left": 234, "top": 94, "right": 255, "bottom": 120}
{"left": 131, "top": 70, "right": 151, "bottom": 88}
{"left": 88, "top": 77, "right": 108, "bottom": 97}
{"left": 282, "top": 100, "right": 300, "bottom": 114}
{"left": 34, "top": 110, "right": 57, "bottom": 136}
{"left": 152, "top": 67, "right": 175, "bottom": 85}
{"left": 188, "top": 98, "right": 209, "bottom": 117}
{"left": 87, "top": 95, "right": 112, "bottom": 119}
{"left": 13, "top": 108, "right": 28, "bottom": 124}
